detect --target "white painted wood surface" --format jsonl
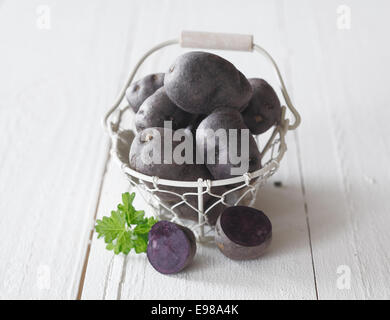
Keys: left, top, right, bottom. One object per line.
{"left": 1, "top": 0, "right": 390, "bottom": 300}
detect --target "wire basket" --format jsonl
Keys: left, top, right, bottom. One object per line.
{"left": 103, "top": 31, "right": 301, "bottom": 243}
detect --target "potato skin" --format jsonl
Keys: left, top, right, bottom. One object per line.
{"left": 135, "top": 88, "right": 192, "bottom": 132}
{"left": 215, "top": 206, "right": 272, "bottom": 260}
{"left": 164, "top": 52, "right": 253, "bottom": 114}
{"left": 129, "top": 127, "right": 211, "bottom": 202}
{"left": 241, "top": 78, "right": 282, "bottom": 134}
{"left": 125, "top": 73, "right": 164, "bottom": 112}
{"left": 196, "top": 108, "right": 262, "bottom": 180}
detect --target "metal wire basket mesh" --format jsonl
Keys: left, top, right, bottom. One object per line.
{"left": 103, "top": 31, "right": 301, "bottom": 243}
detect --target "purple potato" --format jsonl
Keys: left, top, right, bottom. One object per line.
{"left": 147, "top": 221, "right": 196, "bottom": 274}
{"left": 241, "top": 78, "right": 282, "bottom": 134}
{"left": 196, "top": 108, "right": 262, "bottom": 180}
{"left": 129, "top": 127, "right": 211, "bottom": 201}
{"left": 125, "top": 73, "right": 164, "bottom": 112}
{"left": 164, "top": 52, "right": 253, "bottom": 114}
{"left": 135, "top": 88, "right": 192, "bottom": 132}
{"left": 215, "top": 206, "right": 272, "bottom": 260}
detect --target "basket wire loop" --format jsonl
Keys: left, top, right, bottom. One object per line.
{"left": 243, "top": 173, "right": 252, "bottom": 186}
{"left": 152, "top": 176, "right": 159, "bottom": 189}
{"left": 197, "top": 178, "right": 205, "bottom": 238}
{"left": 103, "top": 34, "right": 301, "bottom": 242}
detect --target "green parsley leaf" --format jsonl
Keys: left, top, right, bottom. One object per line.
{"left": 95, "top": 192, "right": 158, "bottom": 255}
{"left": 133, "top": 234, "right": 148, "bottom": 254}
{"left": 95, "top": 210, "right": 126, "bottom": 244}
{"left": 134, "top": 216, "right": 159, "bottom": 234}
{"left": 106, "top": 230, "right": 133, "bottom": 255}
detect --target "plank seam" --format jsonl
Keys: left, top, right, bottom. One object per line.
{"left": 277, "top": 0, "right": 318, "bottom": 299}
{"left": 102, "top": 255, "right": 115, "bottom": 300}
{"left": 76, "top": 142, "right": 112, "bottom": 300}
{"left": 116, "top": 255, "right": 129, "bottom": 299}
{"left": 295, "top": 131, "right": 319, "bottom": 300}
{"left": 309, "top": 7, "right": 368, "bottom": 297}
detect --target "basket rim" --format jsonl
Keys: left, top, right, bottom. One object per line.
{"left": 113, "top": 125, "right": 287, "bottom": 188}
{"left": 121, "top": 160, "right": 280, "bottom": 188}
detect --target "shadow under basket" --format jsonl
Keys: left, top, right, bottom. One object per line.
{"left": 103, "top": 31, "right": 301, "bottom": 243}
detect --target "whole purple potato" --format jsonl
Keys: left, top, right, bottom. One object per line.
{"left": 129, "top": 127, "right": 212, "bottom": 202}
{"left": 215, "top": 206, "right": 272, "bottom": 260}
{"left": 164, "top": 52, "right": 253, "bottom": 114}
{"left": 135, "top": 88, "right": 192, "bottom": 132}
{"left": 125, "top": 73, "right": 164, "bottom": 112}
{"left": 147, "top": 221, "right": 196, "bottom": 274}
{"left": 241, "top": 79, "right": 282, "bottom": 134}
{"left": 196, "top": 108, "right": 262, "bottom": 180}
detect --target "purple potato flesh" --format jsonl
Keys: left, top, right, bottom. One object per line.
{"left": 147, "top": 221, "right": 196, "bottom": 274}
{"left": 215, "top": 206, "right": 272, "bottom": 260}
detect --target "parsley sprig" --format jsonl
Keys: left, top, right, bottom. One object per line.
{"left": 95, "top": 192, "right": 157, "bottom": 255}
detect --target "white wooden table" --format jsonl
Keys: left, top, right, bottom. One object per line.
{"left": 1, "top": 0, "right": 389, "bottom": 300}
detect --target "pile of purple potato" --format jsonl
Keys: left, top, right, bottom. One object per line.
{"left": 126, "top": 52, "right": 277, "bottom": 274}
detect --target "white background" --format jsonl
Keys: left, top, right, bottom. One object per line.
{"left": 0, "top": 0, "right": 389, "bottom": 299}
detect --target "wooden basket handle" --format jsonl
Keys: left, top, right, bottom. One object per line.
{"left": 180, "top": 30, "right": 253, "bottom": 52}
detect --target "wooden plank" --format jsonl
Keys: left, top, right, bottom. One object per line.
{"left": 82, "top": 0, "right": 316, "bottom": 299}
{"left": 82, "top": 138, "right": 317, "bottom": 300}
{"left": 282, "top": 0, "right": 390, "bottom": 299}
{"left": 1, "top": 0, "right": 388, "bottom": 300}
{"left": 0, "top": 0, "right": 140, "bottom": 299}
